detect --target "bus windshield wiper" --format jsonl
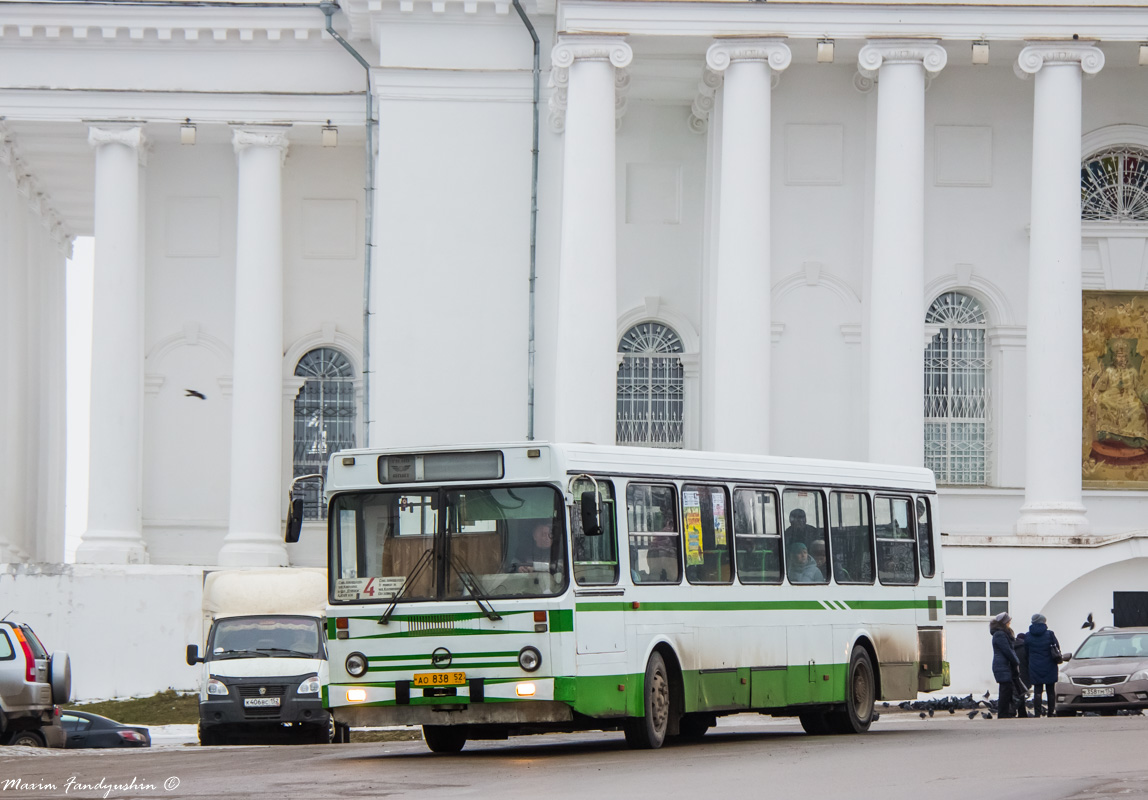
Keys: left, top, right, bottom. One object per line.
{"left": 449, "top": 551, "right": 502, "bottom": 621}
{"left": 378, "top": 547, "right": 433, "bottom": 625}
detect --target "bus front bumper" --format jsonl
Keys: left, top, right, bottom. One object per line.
{"left": 332, "top": 700, "right": 574, "bottom": 728}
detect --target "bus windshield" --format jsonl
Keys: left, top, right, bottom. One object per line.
{"left": 330, "top": 485, "right": 568, "bottom": 602}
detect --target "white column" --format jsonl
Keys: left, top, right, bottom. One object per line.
{"left": 858, "top": 41, "right": 947, "bottom": 467}
{"left": 77, "top": 124, "right": 148, "bottom": 564}
{"left": 551, "top": 36, "right": 632, "bottom": 445}
{"left": 219, "top": 127, "right": 290, "bottom": 567}
{"left": 706, "top": 39, "right": 791, "bottom": 455}
{"left": 1015, "top": 43, "right": 1103, "bottom": 535}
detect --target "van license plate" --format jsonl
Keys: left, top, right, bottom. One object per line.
{"left": 244, "top": 697, "right": 281, "bottom": 707}
{"left": 413, "top": 672, "right": 466, "bottom": 687}
{"left": 1082, "top": 687, "right": 1114, "bottom": 697}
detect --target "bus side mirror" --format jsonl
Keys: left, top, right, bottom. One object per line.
{"left": 186, "top": 644, "right": 203, "bottom": 666}
{"left": 580, "top": 491, "right": 602, "bottom": 536}
{"left": 285, "top": 498, "right": 304, "bottom": 543}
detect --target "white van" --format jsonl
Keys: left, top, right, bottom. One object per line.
{"left": 185, "top": 569, "right": 346, "bottom": 745}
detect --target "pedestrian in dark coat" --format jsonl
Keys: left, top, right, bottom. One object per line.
{"left": 1026, "top": 613, "right": 1061, "bottom": 717}
{"left": 990, "top": 612, "right": 1021, "bottom": 718}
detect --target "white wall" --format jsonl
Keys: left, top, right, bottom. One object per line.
{"left": 1, "top": 564, "right": 205, "bottom": 701}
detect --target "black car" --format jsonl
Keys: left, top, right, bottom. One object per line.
{"left": 60, "top": 710, "right": 151, "bottom": 748}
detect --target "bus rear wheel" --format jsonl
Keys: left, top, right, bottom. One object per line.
{"left": 624, "top": 651, "right": 670, "bottom": 749}
{"left": 828, "top": 645, "right": 875, "bottom": 734}
{"left": 422, "top": 725, "right": 466, "bottom": 753}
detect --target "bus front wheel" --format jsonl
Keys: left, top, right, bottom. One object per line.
{"left": 624, "top": 651, "right": 671, "bottom": 749}
{"left": 829, "top": 645, "right": 875, "bottom": 734}
{"left": 422, "top": 725, "right": 466, "bottom": 753}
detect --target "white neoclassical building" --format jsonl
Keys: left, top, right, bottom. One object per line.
{"left": 3, "top": 0, "right": 1148, "bottom": 698}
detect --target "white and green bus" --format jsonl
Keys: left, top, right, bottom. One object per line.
{"left": 295, "top": 442, "right": 947, "bottom": 752}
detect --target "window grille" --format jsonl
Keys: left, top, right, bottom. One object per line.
{"left": 924, "top": 292, "right": 989, "bottom": 485}
{"left": 1082, "top": 147, "right": 1148, "bottom": 221}
{"left": 944, "top": 579, "right": 1009, "bottom": 618}
{"left": 293, "top": 348, "right": 356, "bottom": 520}
{"left": 617, "top": 323, "right": 685, "bottom": 448}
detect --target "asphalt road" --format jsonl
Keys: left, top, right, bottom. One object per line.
{"left": 2, "top": 713, "right": 1145, "bottom": 800}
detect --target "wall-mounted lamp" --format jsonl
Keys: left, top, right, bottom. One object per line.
{"left": 1139, "top": 43, "right": 1148, "bottom": 67}
{"left": 180, "top": 118, "right": 197, "bottom": 145}
{"left": 321, "top": 120, "right": 338, "bottom": 148}
{"left": 971, "top": 39, "right": 990, "bottom": 66}
{"left": 816, "top": 38, "right": 835, "bottom": 64}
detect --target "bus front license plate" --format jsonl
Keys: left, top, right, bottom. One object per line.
{"left": 244, "top": 697, "right": 281, "bottom": 707}
{"left": 413, "top": 672, "right": 466, "bottom": 687}
{"left": 1082, "top": 687, "right": 1114, "bottom": 697}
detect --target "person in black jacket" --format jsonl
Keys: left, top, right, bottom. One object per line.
{"left": 1025, "top": 613, "right": 1062, "bottom": 717}
{"left": 990, "top": 612, "right": 1021, "bottom": 718}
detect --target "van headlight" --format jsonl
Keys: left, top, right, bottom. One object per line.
{"left": 297, "top": 675, "right": 322, "bottom": 694}
{"left": 206, "top": 678, "right": 229, "bottom": 696}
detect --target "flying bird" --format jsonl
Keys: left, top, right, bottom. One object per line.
{"left": 983, "top": 690, "right": 991, "bottom": 699}
{"left": 1082, "top": 612, "right": 1095, "bottom": 630}
{"left": 185, "top": 389, "right": 206, "bottom": 400}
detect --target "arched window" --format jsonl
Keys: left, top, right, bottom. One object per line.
{"left": 924, "top": 293, "right": 989, "bottom": 485}
{"left": 617, "top": 322, "right": 684, "bottom": 448}
{"left": 293, "top": 348, "right": 356, "bottom": 519}
{"left": 1081, "top": 147, "right": 1148, "bottom": 221}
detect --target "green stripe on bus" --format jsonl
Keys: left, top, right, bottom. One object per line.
{"left": 576, "top": 599, "right": 932, "bottom": 612}
{"left": 367, "top": 660, "right": 519, "bottom": 672}
{"left": 362, "top": 650, "right": 519, "bottom": 663}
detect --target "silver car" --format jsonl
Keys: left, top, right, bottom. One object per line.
{"left": 0, "top": 619, "right": 71, "bottom": 747}
{"left": 1056, "top": 626, "right": 1148, "bottom": 716}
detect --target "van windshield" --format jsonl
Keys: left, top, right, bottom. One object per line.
{"left": 208, "top": 616, "right": 323, "bottom": 660}
{"left": 330, "top": 485, "right": 568, "bottom": 603}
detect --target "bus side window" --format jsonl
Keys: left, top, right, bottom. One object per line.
{"left": 828, "top": 491, "right": 874, "bottom": 584}
{"left": 916, "top": 497, "right": 936, "bottom": 579}
{"left": 626, "top": 483, "right": 681, "bottom": 584}
{"left": 874, "top": 496, "right": 918, "bottom": 585}
{"left": 734, "top": 488, "right": 782, "bottom": 584}
{"left": 571, "top": 478, "right": 618, "bottom": 586}
{"left": 682, "top": 484, "right": 732, "bottom": 584}
{"left": 782, "top": 489, "right": 829, "bottom": 584}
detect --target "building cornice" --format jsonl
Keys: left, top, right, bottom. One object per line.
{"left": 558, "top": 1, "right": 1148, "bottom": 43}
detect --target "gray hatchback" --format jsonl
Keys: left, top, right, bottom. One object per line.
{"left": 1056, "top": 626, "right": 1148, "bottom": 716}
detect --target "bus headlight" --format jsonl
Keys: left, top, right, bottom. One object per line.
{"left": 346, "top": 652, "right": 369, "bottom": 678}
{"left": 518, "top": 646, "right": 542, "bottom": 672}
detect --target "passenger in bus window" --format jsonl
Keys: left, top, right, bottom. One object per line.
{"left": 788, "top": 542, "right": 824, "bottom": 583}
{"left": 810, "top": 539, "right": 829, "bottom": 578}
{"left": 784, "top": 508, "right": 818, "bottom": 548}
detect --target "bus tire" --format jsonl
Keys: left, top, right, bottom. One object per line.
{"left": 676, "top": 712, "right": 714, "bottom": 741}
{"left": 829, "top": 645, "right": 875, "bottom": 734}
{"left": 422, "top": 725, "right": 467, "bottom": 753}
{"left": 799, "top": 712, "right": 833, "bottom": 735}
{"left": 624, "top": 651, "right": 670, "bottom": 749}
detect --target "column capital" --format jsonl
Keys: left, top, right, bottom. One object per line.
{"left": 706, "top": 38, "right": 792, "bottom": 74}
{"left": 1015, "top": 41, "right": 1104, "bottom": 78}
{"left": 231, "top": 126, "right": 291, "bottom": 160}
{"left": 551, "top": 35, "right": 632, "bottom": 73}
{"left": 87, "top": 123, "right": 145, "bottom": 150}
{"left": 858, "top": 39, "right": 947, "bottom": 79}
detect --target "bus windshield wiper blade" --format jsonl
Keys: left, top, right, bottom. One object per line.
{"left": 378, "top": 548, "right": 433, "bottom": 626}
{"left": 450, "top": 551, "right": 502, "bottom": 621}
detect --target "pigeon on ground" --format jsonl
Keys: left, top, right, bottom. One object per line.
{"left": 948, "top": 709, "right": 955, "bottom": 714}
{"left": 928, "top": 709, "right": 934, "bottom": 717}
{"left": 919, "top": 712, "right": 927, "bottom": 719}
{"left": 967, "top": 710, "right": 978, "bottom": 719}
{"left": 1082, "top": 612, "right": 1095, "bottom": 630}
{"left": 982, "top": 712, "right": 993, "bottom": 719}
